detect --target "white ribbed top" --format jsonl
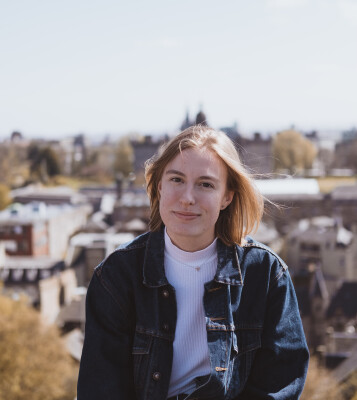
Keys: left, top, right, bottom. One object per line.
{"left": 164, "top": 230, "right": 217, "bottom": 397}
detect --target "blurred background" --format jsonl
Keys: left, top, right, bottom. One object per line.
{"left": 0, "top": 0, "right": 357, "bottom": 399}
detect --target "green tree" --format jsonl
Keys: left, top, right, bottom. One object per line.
{"left": 0, "top": 293, "right": 77, "bottom": 400}
{"left": 114, "top": 137, "right": 134, "bottom": 177}
{"left": 273, "top": 129, "right": 317, "bottom": 174}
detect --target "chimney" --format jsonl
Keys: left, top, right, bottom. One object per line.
{"left": 116, "top": 172, "right": 124, "bottom": 199}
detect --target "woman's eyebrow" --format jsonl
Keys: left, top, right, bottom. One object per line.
{"left": 199, "top": 175, "right": 219, "bottom": 182}
{"left": 165, "top": 170, "right": 219, "bottom": 182}
{"left": 165, "top": 169, "right": 185, "bottom": 176}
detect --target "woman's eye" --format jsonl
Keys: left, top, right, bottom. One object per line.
{"left": 201, "top": 182, "right": 214, "bottom": 188}
{"left": 171, "top": 177, "right": 182, "bottom": 183}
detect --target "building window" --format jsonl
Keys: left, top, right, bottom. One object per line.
{"left": 39, "top": 269, "right": 51, "bottom": 279}
{"left": 12, "top": 269, "right": 24, "bottom": 281}
{"left": 18, "top": 241, "right": 29, "bottom": 252}
{"left": 300, "top": 242, "right": 320, "bottom": 252}
{"left": 4, "top": 240, "right": 17, "bottom": 252}
{"left": 13, "top": 225, "right": 23, "bottom": 235}
{"left": 25, "top": 269, "right": 38, "bottom": 281}
{"left": 0, "top": 269, "right": 10, "bottom": 281}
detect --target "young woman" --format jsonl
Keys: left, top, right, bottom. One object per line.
{"left": 77, "top": 126, "right": 309, "bottom": 400}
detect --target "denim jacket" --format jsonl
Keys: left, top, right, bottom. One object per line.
{"left": 77, "top": 229, "right": 309, "bottom": 400}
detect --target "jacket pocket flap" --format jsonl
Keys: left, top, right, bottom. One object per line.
{"left": 132, "top": 331, "right": 153, "bottom": 355}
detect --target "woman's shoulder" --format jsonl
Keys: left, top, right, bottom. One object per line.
{"left": 95, "top": 231, "right": 151, "bottom": 277}
{"left": 239, "top": 236, "right": 288, "bottom": 272}
{"left": 114, "top": 231, "right": 151, "bottom": 252}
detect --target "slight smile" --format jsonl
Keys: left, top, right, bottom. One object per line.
{"left": 172, "top": 211, "right": 200, "bottom": 220}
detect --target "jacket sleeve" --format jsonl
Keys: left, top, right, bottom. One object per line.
{"left": 77, "top": 264, "right": 135, "bottom": 400}
{"left": 239, "top": 262, "right": 309, "bottom": 400}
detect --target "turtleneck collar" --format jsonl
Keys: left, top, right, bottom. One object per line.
{"left": 164, "top": 228, "right": 217, "bottom": 266}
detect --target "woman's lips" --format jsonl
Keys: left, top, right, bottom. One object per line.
{"left": 172, "top": 211, "right": 200, "bottom": 220}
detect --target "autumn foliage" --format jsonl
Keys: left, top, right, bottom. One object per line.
{"left": 301, "top": 357, "right": 342, "bottom": 400}
{"left": 0, "top": 293, "right": 77, "bottom": 400}
{"left": 273, "top": 129, "right": 317, "bottom": 174}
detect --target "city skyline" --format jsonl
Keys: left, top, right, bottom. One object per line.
{"left": 1, "top": 0, "right": 356, "bottom": 139}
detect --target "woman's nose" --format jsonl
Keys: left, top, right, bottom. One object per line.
{"left": 179, "top": 185, "right": 195, "bottom": 206}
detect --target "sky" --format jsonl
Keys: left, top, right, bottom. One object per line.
{"left": 1, "top": 0, "right": 356, "bottom": 140}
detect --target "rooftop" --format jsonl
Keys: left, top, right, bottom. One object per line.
{"left": 0, "top": 257, "right": 64, "bottom": 283}
{"left": 331, "top": 185, "right": 357, "bottom": 201}
{"left": 255, "top": 178, "right": 320, "bottom": 196}
{"left": 118, "top": 191, "right": 150, "bottom": 207}
{"left": 290, "top": 217, "right": 354, "bottom": 246}
{"left": 69, "top": 232, "right": 134, "bottom": 248}
{"left": 11, "top": 184, "right": 86, "bottom": 204}
{"left": 0, "top": 201, "right": 79, "bottom": 224}
{"left": 2, "top": 256, "right": 64, "bottom": 269}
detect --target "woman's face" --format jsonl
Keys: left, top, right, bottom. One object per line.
{"left": 158, "top": 147, "right": 233, "bottom": 252}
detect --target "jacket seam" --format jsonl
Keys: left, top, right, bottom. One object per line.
{"left": 95, "top": 265, "right": 129, "bottom": 320}
{"left": 92, "top": 240, "right": 148, "bottom": 274}
{"left": 243, "top": 242, "right": 287, "bottom": 283}
{"left": 135, "top": 326, "right": 174, "bottom": 341}
{"left": 115, "top": 241, "right": 148, "bottom": 252}
{"left": 234, "top": 246, "right": 244, "bottom": 285}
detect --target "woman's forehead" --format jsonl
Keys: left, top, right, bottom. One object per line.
{"left": 173, "top": 146, "right": 217, "bottom": 161}
{"left": 164, "top": 147, "right": 227, "bottom": 176}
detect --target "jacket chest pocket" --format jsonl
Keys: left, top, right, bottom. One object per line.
{"left": 132, "top": 331, "right": 153, "bottom": 392}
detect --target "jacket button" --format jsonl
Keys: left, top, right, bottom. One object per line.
{"left": 162, "top": 323, "right": 169, "bottom": 332}
{"left": 152, "top": 372, "right": 161, "bottom": 381}
{"left": 162, "top": 289, "right": 169, "bottom": 298}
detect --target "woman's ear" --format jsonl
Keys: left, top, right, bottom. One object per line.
{"left": 221, "top": 191, "right": 233, "bottom": 210}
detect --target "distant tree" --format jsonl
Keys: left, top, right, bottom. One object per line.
{"left": 27, "top": 143, "right": 41, "bottom": 163}
{"left": 273, "top": 129, "right": 317, "bottom": 174}
{"left": 0, "top": 184, "right": 11, "bottom": 210}
{"left": 0, "top": 143, "right": 29, "bottom": 186}
{"left": 0, "top": 293, "right": 77, "bottom": 400}
{"left": 114, "top": 137, "right": 134, "bottom": 177}
{"left": 28, "top": 144, "right": 45, "bottom": 176}
{"left": 28, "top": 145, "right": 61, "bottom": 180}
{"left": 42, "top": 147, "right": 61, "bottom": 176}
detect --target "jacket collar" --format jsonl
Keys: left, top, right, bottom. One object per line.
{"left": 214, "top": 239, "right": 243, "bottom": 286}
{"left": 143, "top": 228, "right": 243, "bottom": 287}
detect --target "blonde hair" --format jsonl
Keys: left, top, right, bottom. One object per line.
{"left": 145, "top": 125, "right": 264, "bottom": 246}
